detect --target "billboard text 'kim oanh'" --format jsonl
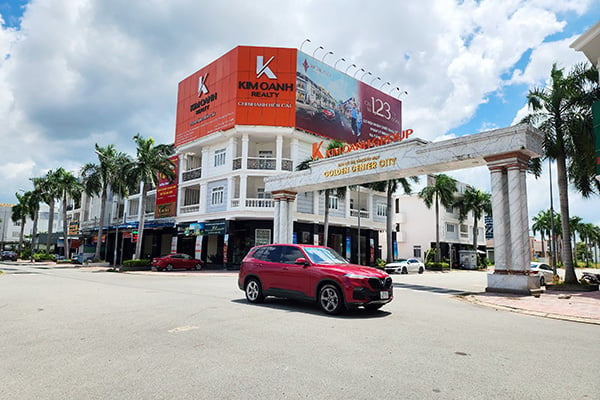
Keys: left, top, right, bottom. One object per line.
{"left": 174, "top": 46, "right": 402, "bottom": 147}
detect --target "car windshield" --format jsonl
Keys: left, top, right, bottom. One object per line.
{"left": 303, "top": 247, "right": 348, "bottom": 265}
{"left": 393, "top": 259, "right": 407, "bottom": 263}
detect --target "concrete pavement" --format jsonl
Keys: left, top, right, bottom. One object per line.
{"left": 2, "top": 260, "right": 599, "bottom": 325}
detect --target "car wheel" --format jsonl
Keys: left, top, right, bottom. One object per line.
{"left": 166, "top": 264, "right": 174, "bottom": 271}
{"left": 401, "top": 267, "right": 408, "bottom": 274}
{"left": 418, "top": 267, "right": 424, "bottom": 274}
{"left": 245, "top": 278, "right": 264, "bottom": 303}
{"left": 194, "top": 263, "right": 202, "bottom": 271}
{"left": 364, "top": 304, "right": 383, "bottom": 311}
{"left": 318, "top": 284, "right": 344, "bottom": 315}
{"left": 540, "top": 276, "right": 545, "bottom": 286}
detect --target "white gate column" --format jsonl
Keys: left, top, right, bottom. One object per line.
{"left": 271, "top": 191, "right": 297, "bottom": 244}
{"left": 486, "top": 154, "right": 540, "bottom": 294}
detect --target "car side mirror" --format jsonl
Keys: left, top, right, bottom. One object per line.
{"left": 295, "top": 257, "right": 309, "bottom": 266}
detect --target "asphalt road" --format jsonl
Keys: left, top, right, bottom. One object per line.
{"left": 1, "top": 264, "right": 598, "bottom": 400}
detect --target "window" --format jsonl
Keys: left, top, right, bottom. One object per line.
{"left": 258, "top": 150, "right": 273, "bottom": 158}
{"left": 446, "top": 223, "right": 455, "bottom": 233}
{"left": 184, "top": 187, "right": 200, "bottom": 206}
{"left": 257, "top": 188, "right": 271, "bottom": 199}
{"left": 376, "top": 203, "right": 387, "bottom": 217}
{"left": 214, "top": 149, "right": 226, "bottom": 167}
{"left": 460, "top": 224, "right": 469, "bottom": 238}
{"left": 328, "top": 195, "right": 338, "bottom": 210}
{"left": 413, "top": 245, "right": 422, "bottom": 258}
{"left": 211, "top": 186, "right": 224, "bottom": 205}
{"left": 255, "top": 229, "right": 271, "bottom": 245}
{"left": 446, "top": 206, "right": 454, "bottom": 214}
{"left": 395, "top": 198, "right": 400, "bottom": 214}
{"left": 186, "top": 154, "right": 201, "bottom": 170}
{"left": 281, "top": 246, "right": 304, "bottom": 264}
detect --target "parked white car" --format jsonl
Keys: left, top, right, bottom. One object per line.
{"left": 385, "top": 258, "right": 425, "bottom": 274}
{"left": 530, "top": 262, "right": 555, "bottom": 286}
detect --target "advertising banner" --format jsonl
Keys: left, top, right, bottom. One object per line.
{"left": 295, "top": 51, "right": 402, "bottom": 143}
{"left": 155, "top": 155, "right": 179, "bottom": 218}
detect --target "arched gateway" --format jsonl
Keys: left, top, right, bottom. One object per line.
{"left": 265, "top": 123, "right": 544, "bottom": 295}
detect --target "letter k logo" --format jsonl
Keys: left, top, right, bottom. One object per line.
{"left": 198, "top": 73, "right": 209, "bottom": 97}
{"left": 256, "top": 56, "right": 277, "bottom": 79}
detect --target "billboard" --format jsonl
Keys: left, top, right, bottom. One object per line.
{"left": 155, "top": 155, "right": 179, "bottom": 218}
{"left": 295, "top": 51, "right": 402, "bottom": 143}
{"left": 174, "top": 46, "right": 402, "bottom": 147}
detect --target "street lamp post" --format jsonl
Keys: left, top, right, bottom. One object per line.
{"left": 549, "top": 159, "right": 557, "bottom": 274}
{"left": 299, "top": 38, "right": 311, "bottom": 52}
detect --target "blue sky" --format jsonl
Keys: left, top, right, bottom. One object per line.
{"left": 0, "top": 0, "right": 599, "bottom": 229}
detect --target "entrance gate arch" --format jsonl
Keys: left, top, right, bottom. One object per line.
{"left": 265, "top": 124, "right": 544, "bottom": 295}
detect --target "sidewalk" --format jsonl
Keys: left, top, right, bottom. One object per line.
{"left": 465, "top": 289, "right": 600, "bottom": 325}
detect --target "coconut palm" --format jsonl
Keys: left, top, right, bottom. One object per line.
{"left": 54, "top": 168, "right": 83, "bottom": 259}
{"left": 569, "top": 216, "right": 583, "bottom": 265}
{"left": 12, "top": 191, "right": 32, "bottom": 256}
{"left": 125, "top": 134, "right": 175, "bottom": 260}
{"left": 418, "top": 174, "right": 458, "bottom": 262}
{"left": 33, "top": 171, "right": 62, "bottom": 256}
{"left": 366, "top": 177, "right": 419, "bottom": 263}
{"left": 26, "top": 183, "right": 44, "bottom": 260}
{"left": 525, "top": 62, "right": 600, "bottom": 284}
{"left": 455, "top": 187, "right": 492, "bottom": 265}
{"left": 81, "top": 144, "right": 131, "bottom": 261}
{"left": 532, "top": 209, "right": 552, "bottom": 262}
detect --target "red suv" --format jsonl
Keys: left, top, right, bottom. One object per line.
{"left": 238, "top": 244, "right": 393, "bottom": 315}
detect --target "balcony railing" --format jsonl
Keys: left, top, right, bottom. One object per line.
{"left": 232, "top": 157, "right": 293, "bottom": 171}
{"left": 180, "top": 204, "right": 200, "bottom": 214}
{"left": 231, "top": 198, "right": 275, "bottom": 208}
{"left": 350, "top": 209, "right": 369, "bottom": 218}
{"left": 182, "top": 167, "right": 202, "bottom": 182}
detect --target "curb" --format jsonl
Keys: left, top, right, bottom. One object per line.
{"left": 460, "top": 295, "right": 600, "bottom": 325}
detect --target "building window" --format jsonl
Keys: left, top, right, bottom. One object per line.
{"left": 211, "top": 186, "right": 224, "bottom": 205}
{"left": 184, "top": 187, "right": 200, "bottom": 206}
{"left": 413, "top": 245, "right": 422, "bottom": 258}
{"left": 446, "top": 206, "right": 455, "bottom": 214}
{"left": 395, "top": 198, "right": 400, "bottom": 213}
{"left": 328, "top": 195, "right": 338, "bottom": 210}
{"left": 376, "top": 203, "right": 387, "bottom": 217}
{"left": 257, "top": 188, "right": 271, "bottom": 199}
{"left": 214, "top": 149, "right": 226, "bottom": 167}
{"left": 258, "top": 150, "right": 273, "bottom": 158}
{"left": 186, "top": 154, "right": 201, "bottom": 170}
{"left": 460, "top": 224, "right": 469, "bottom": 238}
{"left": 446, "top": 223, "right": 455, "bottom": 233}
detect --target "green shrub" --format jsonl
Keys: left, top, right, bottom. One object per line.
{"left": 426, "top": 262, "right": 450, "bottom": 271}
{"left": 123, "top": 259, "right": 151, "bottom": 268}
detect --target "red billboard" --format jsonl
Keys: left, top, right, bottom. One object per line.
{"left": 174, "top": 46, "right": 401, "bottom": 147}
{"left": 155, "top": 155, "right": 178, "bottom": 218}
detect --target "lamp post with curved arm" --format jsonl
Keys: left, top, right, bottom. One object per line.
{"left": 299, "top": 39, "right": 311, "bottom": 51}
{"left": 334, "top": 58, "right": 346, "bottom": 69}
{"left": 354, "top": 68, "right": 365, "bottom": 78}
{"left": 345, "top": 63, "right": 357, "bottom": 74}
{"left": 322, "top": 51, "right": 334, "bottom": 63}
{"left": 361, "top": 71, "right": 372, "bottom": 80}
{"left": 312, "top": 46, "right": 324, "bottom": 57}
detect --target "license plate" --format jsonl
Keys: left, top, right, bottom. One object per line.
{"left": 380, "top": 291, "right": 389, "bottom": 300}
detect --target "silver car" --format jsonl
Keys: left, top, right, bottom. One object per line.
{"left": 385, "top": 258, "right": 425, "bottom": 274}
{"left": 530, "top": 262, "right": 555, "bottom": 286}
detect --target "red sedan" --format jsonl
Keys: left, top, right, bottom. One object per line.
{"left": 151, "top": 253, "right": 204, "bottom": 271}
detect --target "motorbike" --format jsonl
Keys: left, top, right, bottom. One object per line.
{"left": 580, "top": 271, "right": 600, "bottom": 284}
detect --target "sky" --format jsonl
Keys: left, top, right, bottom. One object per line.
{"left": 0, "top": 0, "right": 599, "bottom": 232}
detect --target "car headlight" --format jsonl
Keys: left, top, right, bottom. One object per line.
{"left": 344, "top": 273, "right": 371, "bottom": 279}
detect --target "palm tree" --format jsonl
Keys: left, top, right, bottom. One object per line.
{"left": 295, "top": 140, "right": 346, "bottom": 247}
{"left": 81, "top": 144, "right": 131, "bottom": 261}
{"left": 569, "top": 216, "right": 583, "bottom": 266}
{"left": 26, "top": 184, "right": 44, "bottom": 260}
{"left": 125, "top": 134, "right": 175, "bottom": 260}
{"left": 455, "top": 187, "right": 492, "bottom": 265}
{"left": 525, "top": 63, "right": 600, "bottom": 284}
{"left": 54, "top": 168, "right": 83, "bottom": 259}
{"left": 36, "top": 169, "right": 64, "bottom": 256}
{"left": 532, "top": 209, "right": 552, "bottom": 262}
{"left": 418, "top": 174, "right": 458, "bottom": 262}
{"left": 12, "top": 191, "right": 32, "bottom": 256}
{"left": 367, "top": 177, "right": 419, "bottom": 263}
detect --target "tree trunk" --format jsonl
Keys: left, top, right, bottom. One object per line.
{"left": 556, "top": 153, "right": 576, "bottom": 283}
{"left": 62, "top": 197, "right": 69, "bottom": 259}
{"left": 18, "top": 217, "right": 25, "bottom": 255}
{"left": 30, "top": 210, "right": 39, "bottom": 262}
{"left": 435, "top": 193, "right": 440, "bottom": 263}
{"left": 386, "top": 184, "right": 394, "bottom": 263}
{"left": 46, "top": 200, "right": 54, "bottom": 256}
{"left": 472, "top": 218, "right": 478, "bottom": 266}
{"left": 134, "top": 182, "right": 147, "bottom": 260}
{"left": 95, "top": 190, "right": 107, "bottom": 261}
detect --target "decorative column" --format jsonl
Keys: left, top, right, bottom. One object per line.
{"left": 241, "top": 134, "right": 249, "bottom": 171}
{"left": 485, "top": 154, "right": 540, "bottom": 295}
{"left": 276, "top": 135, "right": 283, "bottom": 171}
{"left": 271, "top": 191, "right": 297, "bottom": 244}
